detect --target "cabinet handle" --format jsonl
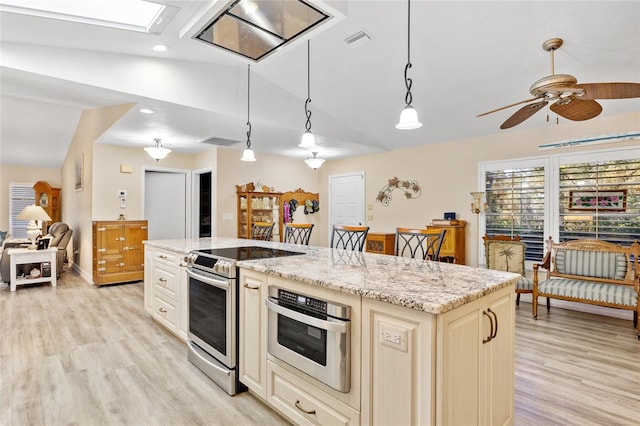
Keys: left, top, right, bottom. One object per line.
{"left": 294, "top": 400, "right": 316, "bottom": 415}
{"left": 243, "top": 284, "right": 260, "bottom": 290}
{"left": 488, "top": 308, "right": 498, "bottom": 339}
{"left": 482, "top": 310, "right": 494, "bottom": 344}
{"left": 159, "top": 277, "right": 167, "bottom": 283}
{"left": 158, "top": 308, "right": 167, "bottom": 313}
{"left": 98, "top": 248, "right": 106, "bottom": 253}
{"left": 98, "top": 267, "right": 106, "bottom": 272}
{"left": 159, "top": 255, "right": 168, "bottom": 259}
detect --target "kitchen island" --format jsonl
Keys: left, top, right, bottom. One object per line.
{"left": 144, "top": 237, "right": 519, "bottom": 425}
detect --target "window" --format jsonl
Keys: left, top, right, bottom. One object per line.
{"left": 9, "top": 184, "right": 35, "bottom": 238}
{"left": 480, "top": 148, "right": 639, "bottom": 265}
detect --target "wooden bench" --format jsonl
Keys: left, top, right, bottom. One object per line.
{"left": 533, "top": 238, "right": 640, "bottom": 340}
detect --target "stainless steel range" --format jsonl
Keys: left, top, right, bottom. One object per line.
{"left": 185, "top": 246, "right": 304, "bottom": 395}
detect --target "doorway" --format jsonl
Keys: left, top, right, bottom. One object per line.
{"left": 193, "top": 169, "right": 213, "bottom": 237}
{"left": 328, "top": 172, "right": 365, "bottom": 242}
{"left": 144, "top": 170, "right": 188, "bottom": 240}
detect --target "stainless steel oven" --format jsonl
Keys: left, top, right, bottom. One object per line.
{"left": 186, "top": 246, "right": 303, "bottom": 396}
{"left": 266, "top": 286, "right": 351, "bottom": 393}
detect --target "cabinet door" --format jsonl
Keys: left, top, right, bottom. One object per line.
{"left": 239, "top": 269, "right": 268, "bottom": 398}
{"left": 123, "top": 222, "right": 147, "bottom": 273}
{"left": 96, "top": 224, "right": 124, "bottom": 256}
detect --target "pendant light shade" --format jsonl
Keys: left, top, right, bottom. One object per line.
{"left": 299, "top": 40, "right": 318, "bottom": 149}
{"left": 241, "top": 64, "right": 256, "bottom": 162}
{"left": 396, "top": 0, "right": 422, "bottom": 130}
{"left": 305, "top": 152, "right": 325, "bottom": 170}
{"left": 144, "top": 138, "right": 171, "bottom": 161}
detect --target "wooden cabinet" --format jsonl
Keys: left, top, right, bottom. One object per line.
{"left": 239, "top": 269, "right": 268, "bottom": 399}
{"left": 237, "top": 184, "right": 283, "bottom": 242}
{"left": 33, "top": 180, "right": 61, "bottom": 233}
{"left": 144, "top": 246, "right": 188, "bottom": 340}
{"left": 436, "top": 285, "right": 514, "bottom": 426}
{"left": 365, "top": 232, "right": 396, "bottom": 255}
{"left": 92, "top": 220, "right": 147, "bottom": 286}
{"left": 427, "top": 221, "right": 467, "bottom": 264}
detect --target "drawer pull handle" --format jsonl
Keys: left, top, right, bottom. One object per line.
{"left": 159, "top": 255, "right": 168, "bottom": 259}
{"left": 294, "top": 400, "right": 316, "bottom": 415}
{"left": 482, "top": 310, "right": 494, "bottom": 344}
{"left": 159, "top": 278, "right": 167, "bottom": 283}
{"left": 243, "top": 284, "right": 259, "bottom": 290}
{"left": 158, "top": 308, "right": 167, "bottom": 313}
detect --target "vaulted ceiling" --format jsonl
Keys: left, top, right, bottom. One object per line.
{"left": 1, "top": 1, "right": 639, "bottom": 168}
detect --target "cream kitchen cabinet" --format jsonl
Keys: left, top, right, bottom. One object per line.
{"left": 436, "top": 285, "right": 514, "bottom": 426}
{"left": 144, "top": 246, "right": 188, "bottom": 341}
{"left": 239, "top": 269, "right": 268, "bottom": 399}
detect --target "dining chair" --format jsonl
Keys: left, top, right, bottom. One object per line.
{"left": 330, "top": 225, "right": 370, "bottom": 251}
{"left": 251, "top": 222, "right": 275, "bottom": 241}
{"left": 395, "top": 228, "right": 447, "bottom": 261}
{"left": 283, "top": 223, "right": 314, "bottom": 245}
{"left": 483, "top": 234, "right": 541, "bottom": 307}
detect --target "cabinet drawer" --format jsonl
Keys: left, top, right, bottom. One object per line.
{"left": 153, "top": 266, "right": 178, "bottom": 298}
{"left": 153, "top": 249, "right": 179, "bottom": 266}
{"left": 267, "top": 361, "right": 360, "bottom": 426}
{"left": 153, "top": 295, "right": 177, "bottom": 328}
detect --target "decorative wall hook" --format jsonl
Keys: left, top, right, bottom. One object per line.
{"left": 377, "top": 177, "right": 421, "bottom": 206}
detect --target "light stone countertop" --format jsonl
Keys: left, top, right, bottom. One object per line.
{"left": 144, "top": 238, "right": 520, "bottom": 315}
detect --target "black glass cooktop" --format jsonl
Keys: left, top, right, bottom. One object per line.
{"left": 197, "top": 246, "right": 304, "bottom": 261}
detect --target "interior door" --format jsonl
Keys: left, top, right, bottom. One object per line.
{"left": 329, "top": 172, "right": 365, "bottom": 241}
{"left": 144, "top": 170, "right": 187, "bottom": 240}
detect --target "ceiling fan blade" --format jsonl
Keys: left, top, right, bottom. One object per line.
{"left": 550, "top": 98, "right": 603, "bottom": 121}
{"left": 476, "top": 97, "right": 540, "bottom": 117}
{"left": 576, "top": 82, "right": 640, "bottom": 100}
{"left": 500, "top": 100, "right": 548, "bottom": 129}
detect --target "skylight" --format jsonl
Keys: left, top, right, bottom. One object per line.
{"left": 0, "top": 0, "right": 178, "bottom": 33}
{"left": 194, "top": 0, "right": 330, "bottom": 61}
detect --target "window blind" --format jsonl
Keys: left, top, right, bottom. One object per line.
{"left": 485, "top": 167, "right": 546, "bottom": 260}
{"left": 10, "top": 184, "right": 35, "bottom": 238}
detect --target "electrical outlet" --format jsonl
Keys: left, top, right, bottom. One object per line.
{"left": 367, "top": 214, "right": 374, "bottom": 221}
{"left": 379, "top": 321, "right": 408, "bottom": 352}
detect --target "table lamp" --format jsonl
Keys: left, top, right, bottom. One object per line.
{"left": 17, "top": 204, "right": 52, "bottom": 249}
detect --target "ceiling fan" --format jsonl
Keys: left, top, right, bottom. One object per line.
{"left": 477, "top": 37, "right": 640, "bottom": 129}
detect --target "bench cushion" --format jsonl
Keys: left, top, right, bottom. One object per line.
{"left": 555, "top": 249, "right": 628, "bottom": 280}
{"left": 538, "top": 278, "right": 638, "bottom": 307}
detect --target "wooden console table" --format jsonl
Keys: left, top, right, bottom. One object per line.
{"left": 366, "top": 232, "right": 396, "bottom": 255}
{"left": 7, "top": 247, "right": 57, "bottom": 292}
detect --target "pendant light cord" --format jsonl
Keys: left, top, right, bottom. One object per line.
{"left": 403, "top": 0, "right": 413, "bottom": 106}
{"left": 246, "top": 64, "right": 252, "bottom": 148}
{"left": 304, "top": 40, "right": 313, "bottom": 132}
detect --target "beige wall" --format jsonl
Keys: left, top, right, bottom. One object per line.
{"left": 315, "top": 111, "right": 640, "bottom": 265}
{"left": 0, "top": 165, "right": 60, "bottom": 231}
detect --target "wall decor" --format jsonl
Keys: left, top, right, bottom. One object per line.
{"left": 376, "top": 177, "right": 421, "bottom": 206}
{"left": 74, "top": 154, "right": 83, "bottom": 191}
{"left": 568, "top": 190, "right": 626, "bottom": 211}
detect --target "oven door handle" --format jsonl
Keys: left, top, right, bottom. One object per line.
{"left": 186, "top": 268, "right": 229, "bottom": 290}
{"left": 265, "top": 298, "right": 349, "bottom": 333}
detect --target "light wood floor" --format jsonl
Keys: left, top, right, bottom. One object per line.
{"left": 1, "top": 272, "right": 639, "bottom": 426}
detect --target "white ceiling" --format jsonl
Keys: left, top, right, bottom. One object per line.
{"left": 1, "top": 1, "right": 639, "bottom": 169}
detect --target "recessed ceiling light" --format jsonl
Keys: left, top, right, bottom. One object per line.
{"left": 140, "top": 108, "right": 155, "bottom": 114}
{"left": 153, "top": 44, "right": 168, "bottom": 52}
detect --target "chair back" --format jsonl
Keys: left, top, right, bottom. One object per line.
{"left": 251, "top": 222, "right": 275, "bottom": 241}
{"left": 483, "top": 234, "right": 526, "bottom": 274}
{"left": 330, "top": 225, "right": 369, "bottom": 251}
{"left": 284, "top": 223, "right": 314, "bottom": 245}
{"left": 395, "top": 228, "right": 447, "bottom": 260}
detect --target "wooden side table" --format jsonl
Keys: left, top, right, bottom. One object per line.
{"left": 366, "top": 233, "right": 396, "bottom": 255}
{"left": 7, "top": 247, "right": 57, "bottom": 292}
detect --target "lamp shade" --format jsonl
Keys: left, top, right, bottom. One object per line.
{"left": 299, "top": 130, "right": 317, "bottom": 149}
{"left": 145, "top": 138, "right": 171, "bottom": 161}
{"left": 304, "top": 152, "right": 325, "bottom": 170}
{"left": 395, "top": 105, "right": 422, "bottom": 129}
{"left": 17, "top": 204, "right": 52, "bottom": 221}
{"left": 240, "top": 147, "right": 256, "bottom": 162}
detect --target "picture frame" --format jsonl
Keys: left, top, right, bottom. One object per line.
{"left": 568, "top": 190, "right": 626, "bottom": 212}
{"left": 37, "top": 237, "right": 50, "bottom": 250}
{"left": 75, "top": 154, "right": 83, "bottom": 191}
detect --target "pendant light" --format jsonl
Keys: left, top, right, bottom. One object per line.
{"left": 305, "top": 152, "right": 325, "bottom": 170}
{"left": 299, "top": 40, "right": 318, "bottom": 149}
{"left": 241, "top": 64, "right": 256, "bottom": 162}
{"left": 396, "top": 0, "right": 422, "bottom": 130}
{"left": 144, "top": 138, "right": 171, "bottom": 161}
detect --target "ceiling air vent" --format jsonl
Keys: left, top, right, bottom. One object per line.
{"left": 345, "top": 29, "right": 373, "bottom": 48}
{"left": 198, "top": 136, "right": 240, "bottom": 147}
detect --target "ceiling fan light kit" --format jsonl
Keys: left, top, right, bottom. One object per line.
{"left": 478, "top": 37, "right": 640, "bottom": 130}
{"left": 144, "top": 138, "right": 171, "bottom": 161}
{"left": 396, "top": 0, "right": 422, "bottom": 130}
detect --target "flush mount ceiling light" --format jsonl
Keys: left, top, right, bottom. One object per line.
{"left": 299, "top": 40, "right": 318, "bottom": 150}
{"left": 396, "top": 0, "right": 422, "bottom": 130}
{"left": 305, "top": 152, "right": 325, "bottom": 170}
{"left": 194, "top": 0, "right": 330, "bottom": 61}
{"left": 0, "top": 0, "right": 178, "bottom": 34}
{"left": 240, "top": 64, "right": 256, "bottom": 162}
{"left": 145, "top": 138, "right": 171, "bottom": 161}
